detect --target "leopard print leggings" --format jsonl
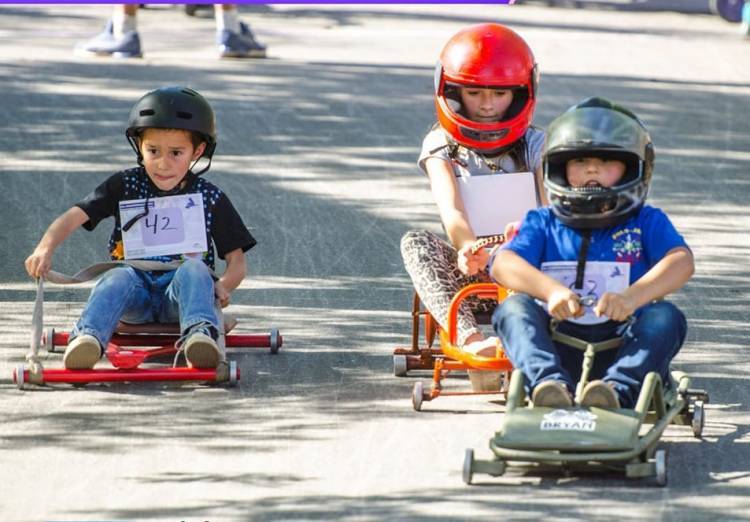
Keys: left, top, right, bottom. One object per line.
{"left": 401, "top": 229, "right": 497, "bottom": 346}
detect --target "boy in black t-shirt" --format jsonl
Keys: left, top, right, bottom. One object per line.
{"left": 25, "top": 86, "right": 256, "bottom": 370}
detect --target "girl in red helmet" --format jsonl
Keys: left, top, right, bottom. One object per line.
{"left": 401, "top": 23, "right": 545, "bottom": 374}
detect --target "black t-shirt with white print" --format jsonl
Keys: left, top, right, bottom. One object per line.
{"left": 75, "top": 167, "right": 256, "bottom": 270}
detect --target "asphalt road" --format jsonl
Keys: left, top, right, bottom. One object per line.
{"left": 1, "top": 3, "right": 749, "bottom": 521}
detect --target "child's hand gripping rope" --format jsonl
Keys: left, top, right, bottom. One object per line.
{"left": 458, "top": 234, "right": 507, "bottom": 276}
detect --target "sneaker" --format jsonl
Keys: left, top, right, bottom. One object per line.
{"left": 531, "top": 380, "right": 573, "bottom": 408}
{"left": 183, "top": 326, "right": 221, "bottom": 369}
{"left": 63, "top": 334, "right": 102, "bottom": 370}
{"left": 75, "top": 20, "right": 143, "bottom": 58}
{"left": 580, "top": 380, "right": 621, "bottom": 409}
{"left": 463, "top": 337, "right": 500, "bottom": 358}
{"left": 218, "top": 21, "right": 267, "bottom": 58}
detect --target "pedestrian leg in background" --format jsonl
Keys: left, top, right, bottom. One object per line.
{"left": 74, "top": 4, "right": 267, "bottom": 59}
{"left": 216, "top": 4, "right": 267, "bottom": 59}
{"left": 75, "top": 4, "right": 142, "bottom": 58}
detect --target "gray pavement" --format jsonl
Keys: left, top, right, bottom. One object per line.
{"left": 1, "top": 3, "right": 749, "bottom": 521}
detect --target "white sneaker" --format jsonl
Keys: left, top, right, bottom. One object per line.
{"left": 532, "top": 380, "right": 573, "bottom": 408}
{"left": 463, "top": 336, "right": 500, "bottom": 358}
{"left": 184, "top": 330, "right": 221, "bottom": 369}
{"left": 63, "top": 334, "right": 102, "bottom": 370}
{"left": 580, "top": 380, "right": 620, "bottom": 409}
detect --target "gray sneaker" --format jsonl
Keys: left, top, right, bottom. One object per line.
{"left": 184, "top": 327, "right": 221, "bottom": 369}
{"left": 75, "top": 20, "right": 143, "bottom": 58}
{"left": 217, "top": 22, "right": 267, "bottom": 58}
{"left": 580, "top": 380, "right": 620, "bottom": 409}
{"left": 63, "top": 334, "right": 102, "bottom": 370}
{"left": 532, "top": 380, "right": 573, "bottom": 408}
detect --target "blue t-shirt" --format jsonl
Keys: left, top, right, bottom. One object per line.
{"left": 501, "top": 205, "right": 689, "bottom": 284}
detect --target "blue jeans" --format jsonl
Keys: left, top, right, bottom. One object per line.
{"left": 492, "top": 293, "right": 687, "bottom": 408}
{"left": 72, "top": 259, "right": 218, "bottom": 349}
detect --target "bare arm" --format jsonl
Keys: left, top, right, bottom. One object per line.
{"left": 215, "top": 248, "right": 246, "bottom": 308}
{"left": 425, "top": 157, "right": 476, "bottom": 250}
{"left": 596, "top": 247, "right": 694, "bottom": 321}
{"left": 25, "top": 206, "right": 90, "bottom": 278}
{"left": 425, "top": 157, "right": 492, "bottom": 276}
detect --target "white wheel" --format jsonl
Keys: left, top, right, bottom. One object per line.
{"left": 44, "top": 327, "right": 56, "bottom": 352}
{"left": 412, "top": 381, "right": 424, "bottom": 411}
{"left": 655, "top": 449, "right": 667, "bottom": 487}
{"left": 269, "top": 328, "right": 280, "bottom": 354}
{"left": 14, "top": 364, "right": 25, "bottom": 390}
{"left": 229, "top": 361, "right": 239, "bottom": 386}
{"left": 463, "top": 449, "right": 474, "bottom": 485}
{"left": 692, "top": 401, "right": 705, "bottom": 439}
{"left": 393, "top": 355, "right": 408, "bottom": 377}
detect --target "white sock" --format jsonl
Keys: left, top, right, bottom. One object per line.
{"left": 215, "top": 8, "right": 241, "bottom": 33}
{"left": 112, "top": 13, "right": 137, "bottom": 39}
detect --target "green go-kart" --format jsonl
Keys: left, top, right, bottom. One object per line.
{"left": 463, "top": 317, "right": 708, "bottom": 487}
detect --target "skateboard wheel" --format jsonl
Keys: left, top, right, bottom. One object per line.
{"left": 269, "top": 328, "right": 280, "bottom": 354}
{"left": 412, "top": 381, "right": 424, "bottom": 411}
{"left": 393, "top": 355, "right": 408, "bottom": 377}
{"left": 463, "top": 448, "right": 474, "bottom": 485}
{"left": 13, "top": 364, "right": 25, "bottom": 390}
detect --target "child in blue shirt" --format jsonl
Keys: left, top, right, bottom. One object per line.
{"left": 490, "top": 97, "right": 694, "bottom": 409}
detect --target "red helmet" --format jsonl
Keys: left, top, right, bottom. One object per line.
{"left": 435, "top": 23, "right": 538, "bottom": 152}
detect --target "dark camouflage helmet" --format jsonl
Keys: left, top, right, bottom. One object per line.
{"left": 126, "top": 86, "right": 217, "bottom": 168}
{"left": 543, "top": 97, "right": 654, "bottom": 229}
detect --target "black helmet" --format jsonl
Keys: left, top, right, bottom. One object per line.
{"left": 543, "top": 97, "right": 654, "bottom": 229}
{"left": 126, "top": 86, "right": 217, "bottom": 170}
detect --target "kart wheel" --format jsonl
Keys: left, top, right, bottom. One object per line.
{"left": 692, "top": 400, "right": 705, "bottom": 439}
{"left": 709, "top": 0, "right": 744, "bottom": 22}
{"left": 412, "top": 381, "right": 424, "bottom": 411}
{"left": 462, "top": 449, "right": 474, "bottom": 485}
{"left": 13, "top": 364, "right": 25, "bottom": 390}
{"left": 269, "top": 328, "right": 280, "bottom": 354}
{"left": 393, "top": 355, "right": 408, "bottom": 377}
{"left": 654, "top": 449, "right": 668, "bottom": 487}
{"left": 229, "top": 360, "right": 239, "bottom": 387}
{"left": 44, "top": 327, "right": 56, "bottom": 352}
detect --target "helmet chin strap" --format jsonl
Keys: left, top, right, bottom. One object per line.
{"left": 127, "top": 135, "right": 144, "bottom": 166}
{"left": 126, "top": 134, "right": 213, "bottom": 175}
{"left": 190, "top": 155, "right": 212, "bottom": 177}
{"left": 574, "top": 230, "right": 592, "bottom": 291}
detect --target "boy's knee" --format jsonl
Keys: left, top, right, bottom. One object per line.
{"left": 176, "top": 258, "right": 211, "bottom": 280}
{"left": 636, "top": 301, "right": 687, "bottom": 341}
{"left": 638, "top": 301, "right": 687, "bottom": 330}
